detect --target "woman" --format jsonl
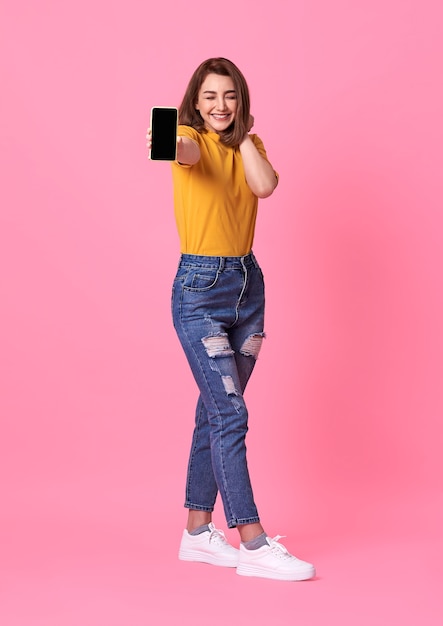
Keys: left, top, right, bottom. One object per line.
{"left": 147, "top": 58, "right": 315, "bottom": 581}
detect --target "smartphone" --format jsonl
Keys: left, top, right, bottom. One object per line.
{"left": 149, "top": 106, "right": 178, "bottom": 161}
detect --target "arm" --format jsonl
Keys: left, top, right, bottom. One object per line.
{"left": 176, "top": 135, "right": 200, "bottom": 165}
{"left": 146, "top": 129, "right": 200, "bottom": 165}
{"left": 239, "top": 132, "right": 278, "bottom": 199}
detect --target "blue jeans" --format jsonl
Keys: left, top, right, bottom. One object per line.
{"left": 172, "top": 252, "right": 265, "bottom": 528}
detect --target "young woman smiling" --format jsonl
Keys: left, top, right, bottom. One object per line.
{"left": 147, "top": 57, "right": 315, "bottom": 581}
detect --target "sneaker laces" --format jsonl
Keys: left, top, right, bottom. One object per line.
{"left": 266, "top": 535, "right": 295, "bottom": 561}
{"left": 208, "top": 524, "right": 230, "bottom": 547}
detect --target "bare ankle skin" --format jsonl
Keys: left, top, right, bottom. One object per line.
{"left": 186, "top": 510, "right": 212, "bottom": 533}
{"left": 186, "top": 512, "right": 265, "bottom": 542}
{"left": 237, "top": 522, "right": 265, "bottom": 543}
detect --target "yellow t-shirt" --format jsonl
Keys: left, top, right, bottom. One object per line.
{"left": 171, "top": 125, "right": 275, "bottom": 256}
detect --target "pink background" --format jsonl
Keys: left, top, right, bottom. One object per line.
{"left": 1, "top": 1, "right": 442, "bottom": 624}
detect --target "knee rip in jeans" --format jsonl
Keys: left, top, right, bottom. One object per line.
{"left": 201, "top": 333, "right": 234, "bottom": 358}
{"left": 239, "top": 333, "right": 265, "bottom": 359}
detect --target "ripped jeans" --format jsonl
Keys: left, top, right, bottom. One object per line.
{"left": 172, "top": 252, "right": 265, "bottom": 528}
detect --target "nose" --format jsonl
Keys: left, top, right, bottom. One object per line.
{"left": 216, "top": 96, "right": 228, "bottom": 111}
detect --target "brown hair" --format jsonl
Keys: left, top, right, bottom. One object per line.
{"left": 178, "top": 58, "right": 250, "bottom": 147}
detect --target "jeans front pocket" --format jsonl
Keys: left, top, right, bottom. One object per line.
{"left": 183, "top": 267, "right": 220, "bottom": 292}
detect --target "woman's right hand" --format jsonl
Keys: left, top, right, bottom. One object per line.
{"left": 146, "top": 128, "right": 152, "bottom": 152}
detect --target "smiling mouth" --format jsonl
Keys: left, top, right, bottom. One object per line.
{"left": 211, "top": 114, "right": 231, "bottom": 121}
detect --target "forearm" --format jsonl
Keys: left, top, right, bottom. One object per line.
{"left": 177, "top": 136, "right": 200, "bottom": 165}
{"left": 239, "top": 135, "right": 278, "bottom": 198}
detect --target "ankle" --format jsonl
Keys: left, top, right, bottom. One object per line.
{"left": 242, "top": 531, "right": 268, "bottom": 550}
{"left": 188, "top": 524, "right": 211, "bottom": 536}
{"left": 186, "top": 510, "right": 212, "bottom": 533}
{"left": 237, "top": 522, "right": 265, "bottom": 543}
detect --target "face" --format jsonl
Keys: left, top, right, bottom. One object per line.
{"left": 195, "top": 73, "right": 238, "bottom": 133}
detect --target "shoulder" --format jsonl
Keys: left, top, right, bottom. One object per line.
{"left": 178, "top": 125, "right": 200, "bottom": 143}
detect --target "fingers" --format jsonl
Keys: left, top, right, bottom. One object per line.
{"left": 146, "top": 128, "right": 152, "bottom": 149}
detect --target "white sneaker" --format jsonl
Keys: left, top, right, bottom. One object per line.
{"left": 237, "top": 535, "right": 316, "bottom": 581}
{"left": 178, "top": 523, "right": 239, "bottom": 567}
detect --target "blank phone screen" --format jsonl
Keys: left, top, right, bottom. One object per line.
{"left": 150, "top": 107, "right": 178, "bottom": 160}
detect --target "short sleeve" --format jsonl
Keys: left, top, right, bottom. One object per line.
{"left": 251, "top": 134, "right": 279, "bottom": 182}
{"left": 177, "top": 125, "right": 200, "bottom": 142}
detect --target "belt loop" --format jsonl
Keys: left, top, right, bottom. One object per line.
{"left": 218, "top": 256, "right": 225, "bottom": 272}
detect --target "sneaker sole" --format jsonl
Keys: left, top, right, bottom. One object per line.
{"left": 236, "top": 563, "right": 316, "bottom": 581}
{"left": 179, "top": 548, "right": 239, "bottom": 568}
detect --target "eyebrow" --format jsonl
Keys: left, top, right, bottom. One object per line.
{"left": 202, "top": 89, "right": 237, "bottom": 95}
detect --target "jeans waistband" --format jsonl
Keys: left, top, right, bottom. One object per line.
{"left": 178, "top": 252, "right": 259, "bottom": 271}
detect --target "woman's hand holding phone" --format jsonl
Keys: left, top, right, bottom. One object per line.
{"left": 146, "top": 128, "right": 152, "bottom": 151}
{"left": 149, "top": 107, "right": 178, "bottom": 161}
